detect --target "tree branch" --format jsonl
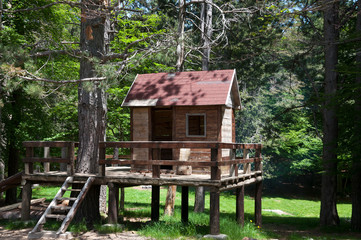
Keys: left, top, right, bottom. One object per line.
{"left": 19, "top": 76, "right": 106, "bottom": 84}
{"left": 1, "top": 1, "right": 142, "bottom": 13}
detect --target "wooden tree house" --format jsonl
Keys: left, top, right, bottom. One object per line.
{"left": 20, "top": 70, "right": 263, "bottom": 239}
{"left": 122, "top": 70, "right": 241, "bottom": 174}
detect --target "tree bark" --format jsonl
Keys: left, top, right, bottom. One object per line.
{"left": 5, "top": 90, "right": 22, "bottom": 205}
{"left": 351, "top": 0, "right": 361, "bottom": 231}
{"left": 201, "top": 1, "right": 212, "bottom": 71}
{"left": 320, "top": 0, "right": 340, "bottom": 227}
{"left": 73, "top": 0, "right": 108, "bottom": 227}
{"left": 164, "top": 185, "right": 177, "bottom": 215}
{"left": 176, "top": 0, "right": 185, "bottom": 72}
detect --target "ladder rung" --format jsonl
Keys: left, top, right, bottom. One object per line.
{"left": 51, "top": 205, "right": 72, "bottom": 211}
{"left": 57, "top": 197, "right": 77, "bottom": 201}
{"left": 62, "top": 188, "right": 81, "bottom": 192}
{"left": 46, "top": 214, "right": 66, "bottom": 221}
{"left": 69, "top": 180, "right": 86, "bottom": 184}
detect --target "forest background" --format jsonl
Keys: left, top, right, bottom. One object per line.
{"left": 0, "top": 0, "right": 360, "bottom": 232}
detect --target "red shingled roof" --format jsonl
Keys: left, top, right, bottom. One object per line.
{"left": 122, "top": 69, "right": 240, "bottom": 108}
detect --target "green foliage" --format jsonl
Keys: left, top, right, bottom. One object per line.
{"left": 107, "top": 86, "right": 131, "bottom": 142}
{"left": 112, "top": 12, "right": 165, "bottom": 53}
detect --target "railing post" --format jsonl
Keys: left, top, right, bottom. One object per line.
{"left": 243, "top": 149, "right": 250, "bottom": 174}
{"left": 152, "top": 148, "right": 160, "bottom": 178}
{"left": 99, "top": 144, "right": 106, "bottom": 176}
{"left": 25, "top": 147, "right": 33, "bottom": 174}
{"left": 229, "top": 148, "right": 237, "bottom": 177}
{"left": 255, "top": 147, "right": 262, "bottom": 227}
{"left": 211, "top": 147, "right": 220, "bottom": 181}
{"left": 43, "top": 147, "right": 50, "bottom": 172}
{"left": 60, "top": 147, "right": 68, "bottom": 172}
{"left": 67, "top": 142, "right": 75, "bottom": 175}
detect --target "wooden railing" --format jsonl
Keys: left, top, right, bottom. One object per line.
{"left": 23, "top": 141, "right": 75, "bottom": 175}
{"left": 22, "top": 141, "right": 262, "bottom": 181}
{"left": 98, "top": 141, "right": 262, "bottom": 180}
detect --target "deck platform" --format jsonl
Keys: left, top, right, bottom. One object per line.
{"left": 20, "top": 141, "right": 263, "bottom": 237}
{"left": 22, "top": 167, "right": 262, "bottom": 191}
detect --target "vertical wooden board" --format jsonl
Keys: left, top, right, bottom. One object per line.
{"left": 132, "top": 108, "right": 150, "bottom": 171}
{"left": 221, "top": 107, "right": 232, "bottom": 157}
{"left": 132, "top": 108, "right": 150, "bottom": 141}
{"left": 232, "top": 109, "right": 236, "bottom": 143}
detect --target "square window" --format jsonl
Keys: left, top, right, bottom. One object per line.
{"left": 186, "top": 114, "right": 206, "bottom": 137}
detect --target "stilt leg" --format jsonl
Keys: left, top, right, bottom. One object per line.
{"left": 108, "top": 183, "right": 118, "bottom": 224}
{"left": 151, "top": 185, "right": 160, "bottom": 221}
{"left": 21, "top": 181, "right": 32, "bottom": 221}
{"left": 181, "top": 186, "right": 189, "bottom": 223}
{"left": 210, "top": 190, "right": 220, "bottom": 235}
{"left": 236, "top": 186, "right": 244, "bottom": 226}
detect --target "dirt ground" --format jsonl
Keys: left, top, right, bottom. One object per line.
{"left": 0, "top": 226, "right": 151, "bottom": 240}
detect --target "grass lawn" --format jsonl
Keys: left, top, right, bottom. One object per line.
{"left": 1, "top": 184, "right": 360, "bottom": 240}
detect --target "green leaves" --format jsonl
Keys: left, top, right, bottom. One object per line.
{"left": 112, "top": 13, "right": 165, "bottom": 53}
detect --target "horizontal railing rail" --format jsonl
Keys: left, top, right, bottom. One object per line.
{"left": 22, "top": 141, "right": 75, "bottom": 175}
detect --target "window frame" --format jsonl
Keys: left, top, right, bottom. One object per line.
{"left": 186, "top": 113, "right": 206, "bottom": 137}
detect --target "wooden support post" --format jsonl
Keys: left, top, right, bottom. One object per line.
{"left": 108, "top": 182, "right": 118, "bottom": 224}
{"left": 211, "top": 148, "right": 220, "bottom": 180}
{"left": 152, "top": 148, "right": 160, "bottom": 178}
{"left": 236, "top": 187, "right": 244, "bottom": 226}
{"left": 43, "top": 147, "right": 50, "bottom": 172}
{"left": 99, "top": 145, "right": 106, "bottom": 176}
{"left": 255, "top": 148, "right": 262, "bottom": 227}
{"left": 25, "top": 147, "right": 34, "bottom": 174}
{"left": 60, "top": 147, "right": 68, "bottom": 172}
{"left": 210, "top": 190, "right": 220, "bottom": 235}
{"left": 229, "top": 148, "right": 237, "bottom": 177}
{"left": 119, "top": 187, "right": 125, "bottom": 222}
{"left": 21, "top": 181, "right": 32, "bottom": 221}
{"left": 67, "top": 142, "right": 75, "bottom": 175}
{"left": 243, "top": 149, "right": 250, "bottom": 174}
{"left": 181, "top": 186, "right": 189, "bottom": 223}
{"left": 151, "top": 185, "right": 160, "bottom": 221}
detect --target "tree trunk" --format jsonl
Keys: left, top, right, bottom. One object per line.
{"left": 164, "top": 185, "right": 177, "bottom": 215}
{"left": 351, "top": 0, "right": 361, "bottom": 231}
{"left": 73, "top": 0, "right": 108, "bottom": 227}
{"left": 164, "top": 0, "right": 186, "bottom": 215}
{"left": 320, "top": 0, "right": 340, "bottom": 227}
{"left": 201, "top": 1, "right": 212, "bottom": 71}
{"left": 5, "top": 90, "right": 22, "bottom": 205}
{"left": 194, "top": 1, "right": 213, "bottom": 213}
{"left": 175, "top": 0, "right": 185, "bottom": 72}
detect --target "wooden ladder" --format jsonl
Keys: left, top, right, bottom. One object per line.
{"left": 28, "top": 176, "right": 95, "bottom": 239}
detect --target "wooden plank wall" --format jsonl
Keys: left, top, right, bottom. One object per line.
{"left": 174, "top": 106, "right": 220, "bottom": 174}
{"left": 132, "top": 107, "right": 150, "bottom": 171}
